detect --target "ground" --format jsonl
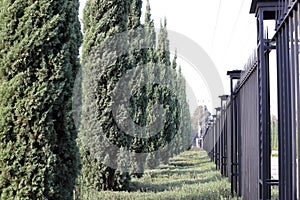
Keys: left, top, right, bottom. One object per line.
{"left": 75, "top": 149, "right": 240, "bottom": 199}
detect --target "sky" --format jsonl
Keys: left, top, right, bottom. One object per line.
{"left": 78, "top": 0, "right": 277, "bottom": 115}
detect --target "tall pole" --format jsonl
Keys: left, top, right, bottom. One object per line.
{"left": 227, "top": 70, "right": 241, "bottom": 196}
{"left": 219, "top": 95, "right": 229, "bottom": 176}
{"left": 215, "top": 107, "right": 221, "bottom": 170}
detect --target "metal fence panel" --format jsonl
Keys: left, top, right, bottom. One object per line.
{"left": 226, "top": 103, "right": 232, "bottom": 181}
{"left": 202, "top": 1, "right": 300, "bottom": 199}
{"left": 238, "top": 68, "right": 260, "bottom": 200}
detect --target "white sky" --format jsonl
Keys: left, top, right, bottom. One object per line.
{"left": 144, "top": 0, "right": 258, "bottom": 112}
{"left": 78, "top": 0, "right": 278, "bottom": 115}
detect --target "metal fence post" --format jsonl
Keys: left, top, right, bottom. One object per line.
{"left": 215, "top": 107, "right": 221, "bottom": 171}
{"left": 227, "top": 70, "right": 242, "bottom": 196}
{"left": 219, "top": 95, "right": 229, "bottom": 176}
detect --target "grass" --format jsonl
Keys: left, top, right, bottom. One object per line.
{"left": 271, "top": 186, "right": 279, "bottom": 200}
{"left": 271, "top": 152, "right": 278, "bottom": 157}
{"left": 75, "top": 149, "right": 240, "bottom": 200}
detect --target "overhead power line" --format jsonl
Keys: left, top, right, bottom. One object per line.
{"left": 225, "top": 0, "right": 246, "bottom": 50}
{"left": 211, "top": 0, "right": 222, "bottom": 50}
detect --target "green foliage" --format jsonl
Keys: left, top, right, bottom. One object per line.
{"left": 79, "top": 0, "right": 193, "bottom": 192}
{"left": 191, "top": 106, "right": 210, "bottom": 137}
{"left": 127, "top": 0, "right": 148, "bottom": 177}
{"left": 150, "top": 17, "right": 184, "bottom": 166}
{"left": 144, "top": 0, "right": 161, "bottom": 169}
{"left": 271, "top": 186, "right": 279, "bottom": 200}
{"left": 271, "top": 115, "right": 278, "bottom": 150}
{"left": 128, "top": 0, "right": 143, "bottom": 29}
{"left": 80, "top": 0, "right": 132, "bottom": 191}
{"left": 0, "top": 0, "right": 82, "bottom": 199}
{"left": 176, "top": 65, "right": 192, "bottom": 154}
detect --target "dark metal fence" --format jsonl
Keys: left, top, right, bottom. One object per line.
{"left": 237, "top": 60, "right": 260, "bottom": 199}
{"left": 203, "top": 0, "right": 300, "bottom": 199}
{"left": 275, "top": 1, "right": 300, "bottom": 199}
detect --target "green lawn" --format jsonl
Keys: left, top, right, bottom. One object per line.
{"left": 75, "top": 149, "right": 239, "bottom": 200}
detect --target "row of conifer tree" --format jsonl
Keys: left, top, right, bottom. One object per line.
{"left": 0, "top": 0, "right": 192, "bottom": 199}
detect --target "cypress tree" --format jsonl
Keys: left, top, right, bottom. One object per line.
{"left": 144, "top": 0, "right": 162, "bottom": 169}
{"left": 80, "top": 0, "right": 132, "bottom": 191}
{"left": 127, "top": 0, "right": 148, "bottom": 178}
{"left": 157, "top": 18, "right": 171, "bottom": 72}
{"left": 128, "top": 65, "right": 148, "bottom": 177}
{"left": 144, "top": 0, "right": 157, "bottom": 64}
{"left": 157, "top": 19, "right": 179, "bottom": 164}
{"left": 169, "top": 64, "right": 192, "bottom": 156}
{"left": 128, "top": 0, "right": 143, "bottom": 30}
{"left": 0, "top": 1, "right": 82, "bottom": 199}
{"left": 178, "top": 66, "right": 192, "bottom": 151}
{"left": 169, "top": 52, "right": 181, "bottom": 156}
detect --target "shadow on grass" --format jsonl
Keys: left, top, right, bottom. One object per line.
{"left": 171, "top": 162, "right": 195, "bottom": 168}
{"left": 129, "top": 176, "right": 221, "bottom": 192}
{"left": 146, "top": 167, "right": 216, "bottom": 178}
{"left": 128, "top": 150, "right": 225, "bottom": 194}
{"left": 169, "top": 158, "right": 213, "bottom": 168}
{"left": 129, "top": 175, "right": 222, "bottom": 192}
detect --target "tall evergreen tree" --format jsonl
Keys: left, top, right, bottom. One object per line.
{"left": 144, "top": 0, "right": 157, "bottom": 64}
{"left": 168, "top": 64, "right": 192, "bottom": 156}
{"left": 144, "top": 0, "right": 162, "bottom": 169}
{"left": 0, "top": 1, "right": 82, "bottom": 199}
{"left": 157, "top": 18, "right": 171, "bottom": 72}
{"left": 178, "top": 66, "right": 192, "bottom": 151}
{"left": 128, "top": 0, "right": 143, "bottom": 30}
{"left": 157, "top": 19, "right": 179, "bottom": 164}
{"left": 127, "top": 0, "right": 148, "bottom": 178}
{"left": 169, "top": 52, "right": 181, "bottom": 156}
{"left": 80, "top": 0, "right": 132, "bottom": 191}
